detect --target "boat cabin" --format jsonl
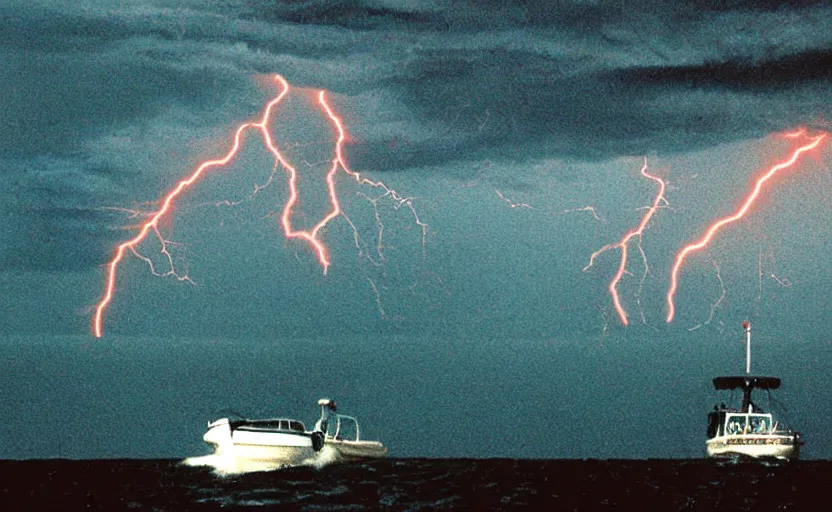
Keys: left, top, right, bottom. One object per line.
{"left": 708, "top": 411, "right": 775, "bottom": 438}
{"left": 708, "top": 375, "right": 782, "bottom": 439}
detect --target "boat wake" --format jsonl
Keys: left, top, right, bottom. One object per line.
{"left": 182, "top": 445, "right": 341, "bottom": 476}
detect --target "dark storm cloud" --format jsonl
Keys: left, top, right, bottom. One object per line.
{"left": 6, "top": 0, "right": 829, "bottom": 162}
{"left": 241, "top": 0, "right": 437, "bottom": 30}
{"left": 252, "top": 0, "right": 831, "bottom": 169}
{"left": 346, "top": 46, "right": 832, "bottom": 171}
{"left": 0, "top": 159, "right": 127, "bottom": 271}
{"left": 0, "top": 48, "right": 243, "bottom": 159}
{"left": 238, "top": 0, "right": 623, "bottom": 32}
{"left": 238, "top": 0, "right": 826, "bottom": 31}
{"left": 685, "top": 0, "right": 826, "bottom": 12}
{"left": 617, "top": 49, "right": 832, "bottom": 91}
{"left": 3, "top": 207, "right": 114, "bottom": 272}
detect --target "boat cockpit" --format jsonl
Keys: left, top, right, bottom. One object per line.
{"left": 708, "top": 410, "right": 776, "bottom": 438}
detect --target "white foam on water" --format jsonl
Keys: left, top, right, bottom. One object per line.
{"left": 302, "top": 445, "right": 341, "bottom": 469}
{"left": 183, "top": 447, "right": 340, "bottom": 476}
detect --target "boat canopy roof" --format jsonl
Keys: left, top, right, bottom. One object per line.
{"left": 713, "top": 376, "right": 781, "bottom": 390}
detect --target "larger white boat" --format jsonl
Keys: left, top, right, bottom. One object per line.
{"left": 203, "top": 398, "right": 388, "bottom": 468}
{"left": 705, "top": 322, "right": 803, "bottom": 460}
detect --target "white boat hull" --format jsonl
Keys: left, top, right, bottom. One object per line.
{"left": 203, "top": 419, "right": 316, "bottom": 466}
{"left": 706, "top": 435, "right": 801, "bottom": 460}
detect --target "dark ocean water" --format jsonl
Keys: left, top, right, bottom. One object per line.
{"left": 1, "top": 458, "right": 829, "bottom": 511}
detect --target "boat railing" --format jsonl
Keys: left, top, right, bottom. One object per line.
{"left": 328, "top": 414, "right": 361, "bottom": 442}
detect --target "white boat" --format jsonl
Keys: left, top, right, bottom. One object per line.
{"left": 705, "top": 322, "right": 803, "bottom": 460}
{"left": 203, "top": 398, "right": 387, "bottom": 468}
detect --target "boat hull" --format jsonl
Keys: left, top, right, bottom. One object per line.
{"left": 204, "top": 419, "right": 316, "bottom": 466}
{"left": 706, "top": 435, "right": 801, "bottom": 460}
{"left": 326, "top": 439, "right": 388, "bottom": 460}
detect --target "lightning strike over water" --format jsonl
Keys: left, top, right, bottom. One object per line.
{"left": 92, "top": 74, "right": 425, "bottom": 338}
{"left": 687, "top": 255, "right": 726, "bottom": 332}
{"left": 495, "top": 189, "right": 533, "bottom": 209}
{"left": 367, "top": 277, "right": 386, "bottom": 317}
{"left": 584, "top": 158, "right": 667, "bottom": 326}
{"left": 666, "top": 131, "right": 828, "bottom": 323}
{"left": 562, "top": 206, "right": 604, "bottom": 222}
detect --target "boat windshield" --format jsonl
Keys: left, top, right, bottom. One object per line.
{"left": 725, "top": 413, "right": 773, "bottom": 435}
{"left": 269, "top": 419, "right": 306, "bottom": 432}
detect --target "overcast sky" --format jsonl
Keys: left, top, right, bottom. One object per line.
{"left": 2, "top": 1, "right": 832, "bottom": 460}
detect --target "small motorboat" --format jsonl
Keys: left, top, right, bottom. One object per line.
{"left": 203, "top": 398, "right": 387, "bottom": 468}
{"left": 705, "top": 322, "right": 803, "bottom": 460}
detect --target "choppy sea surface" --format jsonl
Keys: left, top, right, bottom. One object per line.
{"left": 1, "top": 457, "right": 828, "bottom": 510}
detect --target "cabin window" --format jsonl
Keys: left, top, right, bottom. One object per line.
{"left": 725, "top": 414, "right": 771, "bottom": 435}
{"left": 749, "top": 416, "right": 769, "bottom": 434}
{"left": 725, "top": 416, "right": 747, "bottom": 435}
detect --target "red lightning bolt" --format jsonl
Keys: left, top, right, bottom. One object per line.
{"left": 584, "top": 158, "right": 667, "bottom": 325}
{"left": 93, "top": 74, "right": 424, "bottom": 338}
{"left": 666, "top": 130, "right": 828, "bottom": 323}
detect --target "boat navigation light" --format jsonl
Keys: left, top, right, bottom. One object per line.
{"left": 743, "top": 321, "right": 751, "bottom": 374}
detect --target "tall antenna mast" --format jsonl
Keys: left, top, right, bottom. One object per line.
{"left": 743, "top": 321, "right": 751, "bottom": 374}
